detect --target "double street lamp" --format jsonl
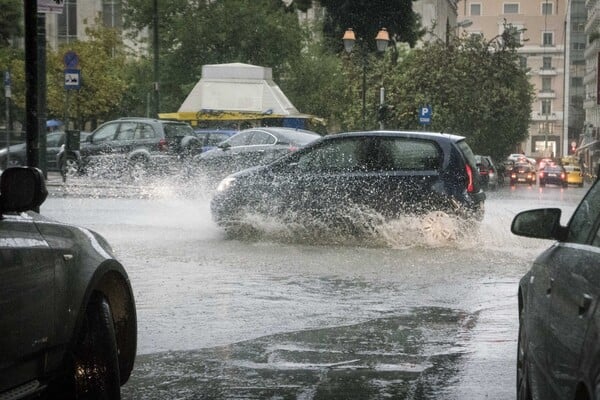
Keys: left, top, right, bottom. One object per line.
{"left": 342, "top": 28, "right": 390, "bottom": 129}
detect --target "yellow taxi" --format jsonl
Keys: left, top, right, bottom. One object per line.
{"left": 563, "top": 164, "right": 584, "bottom": 187}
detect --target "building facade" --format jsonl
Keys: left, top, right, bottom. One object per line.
{"left": 459, "top": 0, "right": 572, "bottom": 158}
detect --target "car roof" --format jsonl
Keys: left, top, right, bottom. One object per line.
{"left": 328, "top": 130, "right": 466, "bottom": 143}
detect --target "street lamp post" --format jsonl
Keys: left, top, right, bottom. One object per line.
{"left": 343, "top": 28, "right": 390, "bottom": 130}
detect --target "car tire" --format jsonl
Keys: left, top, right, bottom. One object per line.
{"left": 517, "top": 312, "right": 532, "bottom": 400}
{"left": 70, "top": 293, "right": 121, "bottom": 400}
{"left": 129, "top": 157, "right": 148, "bottom": 182}
{"left": 61, "top": 156, "right": 80, "bottom": 179}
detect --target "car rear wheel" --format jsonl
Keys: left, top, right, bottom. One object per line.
{"left": 129, "top": 157, "right": 148, "bottom": 182}
{"left": 70, "top": 293, "right": 121, "bottom": 399}
{"left": 421, "top": 211, "right": 457, "bottom": 243}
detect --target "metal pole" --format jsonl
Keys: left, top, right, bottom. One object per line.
{"left": 379, "top": 86, "right": 385, "bottom": 130}
{"left": 4, "top": 70, "right": 10, "bottom": 168}
{"left": 362, "top": 51, "right": 366, "bottom": 130}
{"left": 153, "top": 0, "right": 160, "bottom": 118}
{"left": 24, "top": 0, "right": 40, "bottom": 171}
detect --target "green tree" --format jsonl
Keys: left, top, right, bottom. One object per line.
{"left": 44, "top": 22, "right": 130, "bottom": 127}
{"left": 123, "top": 0, "right": 305, "bottom": 114}
{"left": 383, "top": 30, "right": 534, "bottom": 161}
{"left": 319, "top": 0, "right": 423, "bottom": 51}
{"left": 0, "top": 0, "right": 23, "bottom": 46}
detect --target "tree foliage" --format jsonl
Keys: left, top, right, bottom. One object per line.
{"left": 319, "top": 0, "right": 423, "bottom": 51}
{"left": 44, "top": 22, "right": 130, "bottom": 127}
{"left": 382, "top": 31, "right": 534, "bottom": 161}
{"left": 0, "top": 0, "right": 23, "bottom": 46}
{"left": 123, "top": 0, "right": 305, "bottom": 113}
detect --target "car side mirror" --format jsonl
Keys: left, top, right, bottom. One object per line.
{"left": 219, "top": 142, "right": 231, "bottom": 151}
{"left": 511, "top": 208, "right": 565, "bottom": 240}
{"left": 0, "top": 167, "right": 48, "bottom": 214}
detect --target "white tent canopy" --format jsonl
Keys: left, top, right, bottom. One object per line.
{"left": 177, "top": 63, "right": 300, "bottom": 116}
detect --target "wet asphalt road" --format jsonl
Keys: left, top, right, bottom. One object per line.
{"left": 43, "top": 174, "right": 587, "bottom": 399}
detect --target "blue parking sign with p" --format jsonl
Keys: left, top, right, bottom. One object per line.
{"left": 419, "top": 105, "right": 432, "bottom": 125}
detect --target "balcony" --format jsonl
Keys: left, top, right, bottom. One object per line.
{"left": 538, "top": 90, "right": 556, "bottom": 99}
{"left": 531, "top": 112, "right": 563, "bottom": 122}
{"left": 538, "top": 68, "right": 557, "bottom": 76}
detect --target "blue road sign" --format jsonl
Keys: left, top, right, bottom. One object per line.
{"left": 64, "top": 69, "right": 81, "bottom": 90}
{"left": 419, "top": 105, "right": 432, "bottom": 125}
{"left": 64, "top": 51, "right": 80, "bottom": 69}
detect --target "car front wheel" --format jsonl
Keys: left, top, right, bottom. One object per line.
{"left": 70, "top": 293, "right": 121, "bottom": 399}
{"left": 517, "top": 312, "right": 532, "bottom": 400}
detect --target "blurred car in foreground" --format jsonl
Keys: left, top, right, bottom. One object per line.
{"left": 211, "top": 130, "right": 485, "bottom": 237}
{"left": 538, "top": 164, "right": 568, "bottom": 188}
{"left": 475, "top": 155, "right": 500, "bottom": 190}
{"left": 78, "top": 117, "right": 200, "bottom": 180}
{"left": 512, "top": 175, "right": 600, "bottom": 399}
{"left": 195, "top": 127, "right": 321, "bottom": 182}
{"left": 564, "top": 164, "right": 584, "bottom": 187}
{"left": 0, "top": 167, "right": 136, "bottom": 399}
{"left": 193, "top": 128, "right": 238, "bottom": 152}
{"left": 509, "top": 163, "right": 536, "bottom": 186}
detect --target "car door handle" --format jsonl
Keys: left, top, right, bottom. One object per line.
{"left": 579, "top": 294, "right": 593, "bottom": 316}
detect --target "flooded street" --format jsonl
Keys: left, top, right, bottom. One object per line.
{"left": 42, "top": 178, "right": 587, "bottom": 399}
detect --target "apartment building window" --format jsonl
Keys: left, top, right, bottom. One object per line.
{"left": 542, "top": 56, "right": 552, "bottom": 69}
{"left": 541, "top": 77, "right": 552, "bottom": 92}
{"left": 541, "top": 99, "right": 552, "bottom": 115}
{"left": 541, "top": 2, "right": 553, "bottom": 15}
{"left": 57, "top": 0, "right": 77, "bottom": 44}
{"left": 503, "top": 3, "right": 519, "bottom": 14}
{"left": 103, "top": 0, "right": 123, "bottom": 29}
{"left": 543, "top": 32, "right": 554, "bottom": 46}
{"left": 470, "top": 3, "right": 481, "bottom": 16}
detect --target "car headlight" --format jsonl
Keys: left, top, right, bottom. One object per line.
{"left": 216, "top": 176, "right": 236, "bottom": 192}
{"left": 0, "top": 148, "right": 7, "bottom": 156}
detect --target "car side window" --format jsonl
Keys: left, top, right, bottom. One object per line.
{"left": 91, "top": 123, "right": 118, "bottom": 143}
{"left": 568, "top": 180, "right": 600, "bottom": 245}
{"left": 116, "top": 122, "right": 137, "bottom": 140}
{"left": 297, "top": 139, "right": 360, "bottom": 172}
{"left": 135, "top": 123, "right": 155, "bottom": 140}
{"left": 226, "top": 132, "right": 252, "bottom": 147}
{"left": 46, "top": 132, "right": 64, "bottom": 147}
{"left": 385, "top": 138, "right": 441, "bottom": 171}
{"left": 248, "top": 131, "right": 276, "bottom": 145}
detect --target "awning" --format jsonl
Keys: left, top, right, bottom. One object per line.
{"left": 576, "top": 140, "right": 600, "bottom": 152}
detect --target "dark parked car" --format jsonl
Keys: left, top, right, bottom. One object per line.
{"left": 512, "top": 174, "right": 600, "bottom": 399}
{"left": 0, "top": 167, "right": 136, "bottom": 399}
{"left": 510, "top": 163, "right": 536, "bottom": 186}
{"left": 77, "top": 117, "right": 201, "bottom": 179}
{"left": 538, "top": 164, "right": 568, "bottom": 187}
{"left": 193, "top": 128, "right": 238, "bottom": 152}
{"left": 475, "top": 155, "right": 501, "bottom": 190}
{"left": 195, "top": 127, "right": 321, "bottom": 182}
{"left": 211, "top": 130, "right": 486, "bottom": 236}
{"left": 0, "top": 131, "right": 89, "bottom": 172}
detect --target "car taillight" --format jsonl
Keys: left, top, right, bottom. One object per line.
{"left": 561, "top": 172, "right": 566, "bottom": 179}
{"left": 158, "top": 138, "right": 169, "bottom": 151}
{"left": 539, "top": 172, "right": 544, "bottom": 178}
{"left": 288, "top": 145, "right": 299, "bottom": 152}
{"left": 465, "top": 164, "right": 474, "bottom": 193}
{"left": 511, "top": 173, "right": 516, "bottom": 178}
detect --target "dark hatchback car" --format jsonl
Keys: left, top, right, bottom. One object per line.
{"left": 77, "top": 117, "right": 201, "bottom": 179}
{"left": 510, "top": 163, "right": 536, "bottom": 186}
{"left": 512, "top": 175, "right": 600, "bottom": 399}
{"left": 0, "top": 167, "right": 136, "bottom": 399}
{"left": 211, "top": 130, "right": 486, "bottom": 235}
{"left": 193, "top": 128, "right": 238, "bottom": 152}
{"left": 195, "top": 127, "right": 321, "bottom": 182}
{"left": 538, "top": 164, "right": 568, "bottom": 187}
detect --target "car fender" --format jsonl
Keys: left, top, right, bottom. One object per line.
{"left": 577, "top": 305, "right": 600, "bottom": 399}
{"left": 34, "top": 219, "right": 136, "bottom": 384}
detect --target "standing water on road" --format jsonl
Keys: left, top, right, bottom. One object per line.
{"left": 43, "top": 176, "right": 587, "bottom": 399}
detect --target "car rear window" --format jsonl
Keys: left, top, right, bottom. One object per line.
{"left": 163, "top": 123, "right": 194, "bottom": 138}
